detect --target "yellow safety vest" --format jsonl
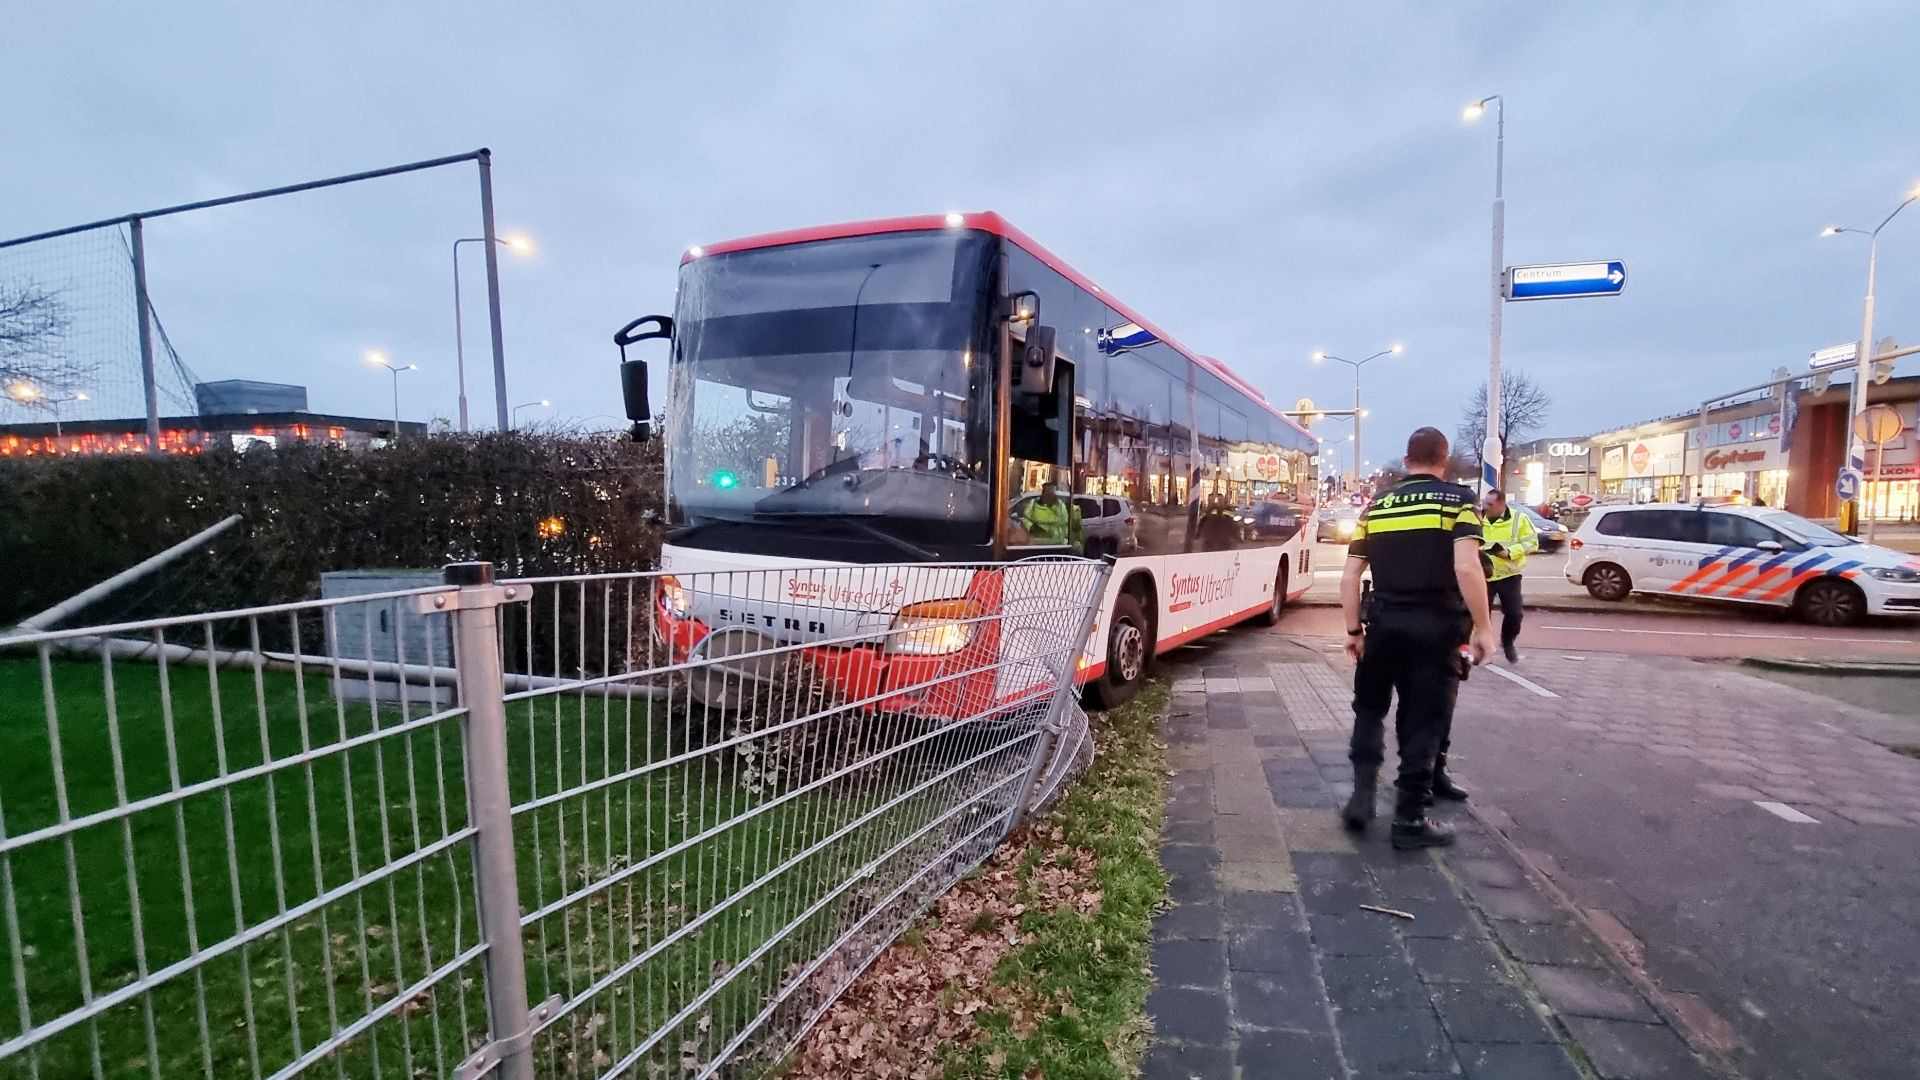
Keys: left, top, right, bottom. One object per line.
{"left": 1023, "top": 498, "right": 1084, "bottom": 552}
{"left": 1480, "top": 510, "right": 1537, "bottom": 581}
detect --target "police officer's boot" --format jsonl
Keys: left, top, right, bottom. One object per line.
{"left": 1341, "top": 770, "right": 1378, "bottom": 831}
{"left": 1431, "top": 753, "right": 1470, "bottom": 802}
{"left": 1391, "top": 790, "right": 1456, "bottom": 849}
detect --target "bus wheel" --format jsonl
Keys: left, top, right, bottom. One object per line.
{"left": 1254, "top": 560, "right": 1289, "bottom": 627}
{"left": 1087, "top": 592, "right": 1151, "bottom": 709}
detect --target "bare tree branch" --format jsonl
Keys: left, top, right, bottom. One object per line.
{"left": 0, "top": 280, "right": 87, "bottom": 394}
{"left": 1457, "top": 369, "right": 1553, "bottom": 463}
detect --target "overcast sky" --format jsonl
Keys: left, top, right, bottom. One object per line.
{"left": 4, "top": 1, "right": 1918, "bottom": 464}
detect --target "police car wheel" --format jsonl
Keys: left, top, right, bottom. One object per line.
{"left": 1795, "top": 577, "right": 1864, "bottom": 627}
{"left": 1583, "top": 563, "right": 1631, "bottom": 602}
{"left": 1087, "top": 593, "right": 1150, "bottom": 709}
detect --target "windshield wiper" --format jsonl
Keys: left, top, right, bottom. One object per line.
{"left": 744, "top": 513, "right": 938, "bottom": 561}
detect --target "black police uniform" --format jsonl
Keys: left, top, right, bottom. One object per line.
{"left": 1344, "top": 475, "right": 1482, "bottom": 828}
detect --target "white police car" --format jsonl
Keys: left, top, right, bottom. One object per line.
{"left": 1564, "top": 503, "right": 1920, "bottom": 626}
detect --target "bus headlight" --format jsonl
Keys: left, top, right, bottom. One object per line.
{"left": 885, "top": 598, "right": 984, "bottom": 655}
{"left": 659, "top": 575, "right": 691, "bottom": 617}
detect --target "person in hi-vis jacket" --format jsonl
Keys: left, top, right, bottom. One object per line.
{"left": 1479, "top": 488, "right": 1538, "bottom": 664}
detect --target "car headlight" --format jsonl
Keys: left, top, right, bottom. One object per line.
{"left": 1337, "top": 519, "right": 1358, "bottom": 535}
{"left": 886, "top": 598, "right": 984, "bottom": 655}
{"left": 658, "top": 575, "right": 691, "bottom": 617}
{"left": 1866, "top": 566, "right": 1920, "bottom": 583}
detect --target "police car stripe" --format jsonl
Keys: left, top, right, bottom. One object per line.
{"left": 1755, "top": 552, "right": 1839, "bottom": 602}
{"left": 1693, "top": 546, "right": 1779, "bottom": 596}
{"left": 1714, "top": 550, "right": 1804, "bottom": 599}
{"left": 1669, "top": 547, "right": 1740, "bottom": 592}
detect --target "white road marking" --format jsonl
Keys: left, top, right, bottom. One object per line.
{"left": 1539, "top": 625, "right": 1912, "bottom": 644}
{"left": 1754, "top": 801, "right": 1820, "bottom": 824}
{"left": 1483, "top": 664, "right": 1559, "bottom": 698}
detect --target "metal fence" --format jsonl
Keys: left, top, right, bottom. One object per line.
{"left": 0, "top": 556, "right": 1108, "bottom": 1079}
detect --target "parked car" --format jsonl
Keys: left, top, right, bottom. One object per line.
{"left": 1563, "top": 504, "right": 1920, "bottom": 626}
{"left": 1316, "top": 506, "right": 1362, "bottom": 544}
{"left": 1009, "top": 493, "right": 1138, "bottom": 558}
{"left": 1517, "top": 505, "right": 1570, "bottom": 552}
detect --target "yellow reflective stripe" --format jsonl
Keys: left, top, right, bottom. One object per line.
{"left": 1365, "top": 513, "right": 1451, "bottom": 534}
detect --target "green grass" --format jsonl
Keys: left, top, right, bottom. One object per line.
{"left": 0, "top": 655, "right": 1028, "bottom": 1079}
{"left": 941, "top": 682, "right": 1171, "bottom": 1080}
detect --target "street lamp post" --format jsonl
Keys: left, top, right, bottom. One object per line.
{"left": 512, "top": 399, "right": 550, "bottom": 427}
{"left": 454, "top": 235, "right": 531, "bottom": 432}
{"left": 1465, "top": 95, "right": 1505, "bottom": 493}
{"left": 1312, "top": 345, "right": 1401, "bottom": 485}
{"left": 369, "top": 352, "right": 418, "bottom": 443}
{"left": 1823, "top": 180, "right": 1920, "bottom": 535}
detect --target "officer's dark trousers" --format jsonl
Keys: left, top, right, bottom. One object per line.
{"left": 1488, "top": 575, "right": 1523, "bottom": 647}
{"left": 1349, "top": 607, "right": 1463, "bottom": 818}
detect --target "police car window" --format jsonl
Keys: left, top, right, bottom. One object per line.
{"left": 1103, "top": 498, "right": 1122, "bottom": 516}
{"left": 1652, "top": 511, "right": 1708, "bottom": 544}
{"left": 1594, "top": 512, "right": 1636, "bottom": 537}
{"left": 1705, "top": 513, "right": 1787, "bottom": 549}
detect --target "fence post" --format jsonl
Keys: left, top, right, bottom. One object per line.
{"left": 442, "top": 561, "right": 536, "bottom": 1080}
{"left": 1006, "top": 558, "right": 1114, "bottom": 832}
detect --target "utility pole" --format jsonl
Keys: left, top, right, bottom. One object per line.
{"left": 1466, "top": 96, "right": 1506, "bottom": 493}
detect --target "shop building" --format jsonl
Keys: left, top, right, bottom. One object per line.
{"left": 1504, "top": 436, "right": 1597, "bottom": 504}
{"left": 1786, "top": 374, "right": 1919, "bottom": 523}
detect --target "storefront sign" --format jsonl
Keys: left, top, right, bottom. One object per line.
{"left": 1548, "top": 442, "right": 1588, "bottom": 456}
{"left": 1599, "top": 445, "right": 1627, "bottom": 480}
{"left": 1625, "top": 433, "right": 1685, "bottom": 477}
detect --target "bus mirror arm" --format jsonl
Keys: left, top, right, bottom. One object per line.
{"left": 615, "top": 315, "right": 674, "bottom": 442}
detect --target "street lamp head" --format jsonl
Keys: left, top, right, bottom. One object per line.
{"left": 1463, "top": 97, "right": 1496, "bottom": 122}
{"left": 504, "top": 235, "right": 533, "bottom": 253}
{"left": 367, "top": 351, "right": 387, "bottom": 365}
{"left": 1821, "top": 226, "right": 1841, "bottom": 237}
{"left": 74, "top": 391, "right": 88, "bottom": 401}
{"left": 1389, "top": 343, "right": 1403, "bottom": 354}
{"left": 1310, "top": 351, "right": 1325, "bottom": 362}
{"left": 406, "top": 364, "right": 418, "bottom": 371}
{"left": 8, "top": 383, "right": 36, "bottom": 401}
{"left": 540, "top": 399, "right": 550, "bottom": 406}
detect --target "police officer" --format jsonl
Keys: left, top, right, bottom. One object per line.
{"left": 1021, "top": 483, "right": 1084, "bottom": 553}
{"left": 1339, "top": 427, "right": 1499, "bottom": 848}
{"left": 1479, "top": 487, "right": 1537, "bottom": 664}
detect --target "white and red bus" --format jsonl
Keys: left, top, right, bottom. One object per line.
{"left": 618, "top": 212, "right": 1317, "bottom": 709}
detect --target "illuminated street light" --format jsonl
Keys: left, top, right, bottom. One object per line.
{"left": 1465, "top": 93, "right": 1506, "bottom": 493}
{"left": 1311, "top": 345, "right": 1401, "bottom": 494}
{"left": 369, "top": 352, "right": 418, "bottom": 444}
{"left": 513, "top": 398, "right": 551, "bottom": 426}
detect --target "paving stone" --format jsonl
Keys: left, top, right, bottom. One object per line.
{"left": 1558, "top": 1016, "right": 1711, "bottom": 1080}
{"left": 1145, "top": 985, "right": 1231, "bottom": 1046}
{"left": 1456, "top": 1041, "right": 1585, "bottom": 1080}
{"left": 1319, "top": 952, "right": 1425, "bottom": 1009}
{"left": 1525, "top": 964, "right": 1658, "bottom": 1022}
{"left": 1487, "top": 921, "right": 1607, "bottom": 967}
{"left": 1229, "top": 926, "right": 1317, "bottom": 975}
{"left": 1292, "top": 851, "right": 1367, "bottom": 884}
{"left": 1154, "top": 902, "right": 1224, "bottom": 942}
{"left": 1273, "top": 808, "right": 1361, "bottom": 853}
{"left": 1236, "top": 1027, "right": 1344, "bottom": 1079}
{"left": 1404, "top": 935, "right": 1510, "bottom": 983}
{"left": 1332, "top": 1006, "right": 1453, "bottom": 1075}
{"left": 1153, "top": 937, "right": 1228, "bottom": 989}
{"left": 1369, "top": 864, "right": 1454, "bottom": 903}
{"left": 1230, "top": 969, "right": 1333, "bottom": 1033}
{"left": 1468, "top": 885, "right": 1564, "bottom": 924}
{"left": 1161, "top": 819, "right": 1215, "bottom": 846}
{"left": 1306, "top": 911, "right": 1402, "bottom": 956}
{"left": 1219, "top": 861, "right": 1299, "bottom": 893}
{"left": 1140, "top": 1042, "right": 1234, "bottom": 1080}
{"left": 1224, "top": 891, "right": 1299, "bottom": 930}
{"left": 1430, "top": 981, "right": 1555, "bottom": 1044}
{"left": 1300, "top": 879, "right": 1373, "bottom": 916}
{"left": 1392, "top": 893, "right": 1483, "bottom": 939}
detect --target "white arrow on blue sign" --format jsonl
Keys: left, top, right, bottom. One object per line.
{"left": 1836, "top": 468, "right": 1862, "bottom": 501}
{"left": 1504, "top": 260, "right": 1628, "bottom": 301}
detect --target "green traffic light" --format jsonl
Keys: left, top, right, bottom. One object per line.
{"left": 712, "top": 470, "right": 739, "bottom": 490}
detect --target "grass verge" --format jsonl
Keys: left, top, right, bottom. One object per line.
{"left": 788, "top": 680, "right": 1170, "bottom": 1079}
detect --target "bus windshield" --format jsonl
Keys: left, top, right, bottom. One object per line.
{"left": 669, "top": 230, "right": 996, "bottom": 551}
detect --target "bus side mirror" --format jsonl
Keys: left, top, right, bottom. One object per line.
{"left": 1019, "top": 324, "right": 1057, "bottom": 394}
{"left": 615, "top": 315, "right": 673, "bottom": 442}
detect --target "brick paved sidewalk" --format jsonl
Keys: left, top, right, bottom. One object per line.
{"left": 1144, "top": 632, "right": 1714, "bottom": 1080}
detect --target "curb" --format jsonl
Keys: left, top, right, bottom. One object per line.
{"left": 1294, "top": 595, "right": 1730, "bottom": 620}
{"left": 1739, "top": 656, "right": 1920, "bottom": 678}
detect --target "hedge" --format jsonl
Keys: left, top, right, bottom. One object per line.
{"left": 0, "top": 433, "right": 665, "bottom": 628}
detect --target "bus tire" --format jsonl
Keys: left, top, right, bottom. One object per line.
{"left": 1253, "top": 558, "right": 1288, "bottom": 627}
{"left": 1087, "top": 592, "right": 1151, "bottom": 710}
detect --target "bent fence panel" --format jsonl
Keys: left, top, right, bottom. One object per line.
{"left": 0, "top": 556, "right": 1106, "bottom": 1080}
{"left": 0, "top": 589, "right": 488, "bottom": 1080}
